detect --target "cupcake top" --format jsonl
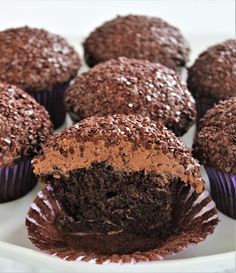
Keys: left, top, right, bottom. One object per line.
{"left": 65, "top": 57, "right": 196, "bottom": 136}
{"left": 193, "top": 97, "right": 236, "bottom": 174}
{"left": 83, "top": 15, "right": 190, "bottom": 70}
{"left": 0, "top": 26, "right": 81, "bottom": 92}
{"left": 33, "top": 114, "right": 204, "bottom": 193}
{"left": 0, "top": 82, "right": 53, "bottom": 167}
{"left": 188, "top": 39, "right": 236, "bottom": 101}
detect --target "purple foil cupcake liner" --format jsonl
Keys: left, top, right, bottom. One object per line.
{"left": 31, "top": 83, "right": 68, "bottom": 129}
{"left": 196, "top": 101, "right": 209, "bottom": 122}
{"left": 195, "top": 98, "right": 216, "bottom": 126}
{"left": 26, "top": 184, "right": 218, "bottom": 264}
{"left": 205, "top": 167, "right": 236, "bottom": 219}
{"left": 0, "top": 158, "right": 37, "bottom": 203}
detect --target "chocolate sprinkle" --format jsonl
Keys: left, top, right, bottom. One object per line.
{"left": 0, "top": 82, "right": 53, "bottom": 167}
{"left": 65, "top": 57, "right": 196, "bottom": 136}
{"left": 83, "top": 15, "right": 190, "bottom": 70}
{"left": 35, "top": 114, "right": 203, "bottom": 190}
{"left": 188, "top": 39, "right": 236, "bottom": 101}
{"left": 0, "top": 26, "right": 81, "bottom": 92}
{"left": 193, "top": 97, "right": 236, "bottom": 174}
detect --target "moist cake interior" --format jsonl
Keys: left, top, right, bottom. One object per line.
{"left": 42, "top": 161, "right": 187, "bottom": 254}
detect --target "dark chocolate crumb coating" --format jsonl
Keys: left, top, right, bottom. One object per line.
{"left": 188, "top": 39, "right": 236, "bottom": 102}
{"left": 83, "top": 15, "right": 190, "bottom": 70}
{"left": 65, "top": 57, "right": 196, "bottom": 136}
{"left": 0, "top": 82, "right": 53, "bottom": 167}
{"left": 193, "top": 97, "right": 236, "bottom": 174}
{"left": 0, "top": 26, "right": 81, "bottom": 92}
{"left": 33, "top": 114, "right": 204, "bottom": 192}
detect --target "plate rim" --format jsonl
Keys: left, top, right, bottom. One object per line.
{"left": 0, "top": 240, "right": 235, "bottom": 271}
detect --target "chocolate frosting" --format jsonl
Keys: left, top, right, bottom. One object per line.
{"left": 65, "top": 57, "right": 196, "bottom": 136}
{"left": 193, "top": 97, "right": 236, "bottom": 174}
{"left": 0, "top": 26, "right": 81, "bottom": 92}
{"left": 33, "top": 115, "right": 204, "bottom": 193}
{"left": 0, "top": 82, "right": 53, "bottom": 167}
{"left": 83, "top": 15, "right": 190, "bottom": 70}
{"left": 188, "top": 39, "right": 236, "bottom": 101}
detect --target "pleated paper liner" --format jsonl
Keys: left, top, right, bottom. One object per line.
{"left": 205, "top": 166, "right": 236, "bottom": 219}
{"left": 30, "top": 82, "right": 68, "bottom": 129}
{"left": 26, "top": 184, "right": 218, "bottom": 264}
{"left": 0, "top": 157, "right": 37, "bottom": 203}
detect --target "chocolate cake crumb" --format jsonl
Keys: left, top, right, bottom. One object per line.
{"left": 43, "top": 162, "right": 184, "bottom": 254}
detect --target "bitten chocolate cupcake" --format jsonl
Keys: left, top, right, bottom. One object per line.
{"left": 65, "top": 57, "right": 196, "bottom": 136}
{"left": 0, "top": 82, "right": 52, "bottom": 202}
{"left": 193, "top": 98, "right": 236, "bottom": 219}
{"left": 0, "top": 26, "right": 81, "bottom": 128}
{"left": 26, "top": 115, "right": 218, "bottom": 263}
{"left": 188, "top": 39, "right": 236, "bottom": 121}
{"left": 83, "top": 15, "right": 190, "bottom": 71}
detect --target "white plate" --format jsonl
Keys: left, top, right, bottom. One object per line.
{"left": 0, "top": 38, "right": 235, "bottom": 273}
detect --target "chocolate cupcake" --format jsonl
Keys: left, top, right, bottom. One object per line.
{"left": 0, "top": 26, "right": 81, "bottom": 128}
{"left": 83, "top": 15, "right": 190, "bottom": 71}
{"left": 193, "top": 97, "right": 236, "bottom": 219}
{"left": 188, "top": 39, "right": 236, "bottom": 121}
{"left": 65, "top": 57, "right": 196, "bottom": 136}
{"left": 26, "top": 115, "right": 218, "bottom": 263}
{"left": 0, "top": 82, "right": 52, "bottom": 202}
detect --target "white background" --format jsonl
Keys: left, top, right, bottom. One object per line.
{"left": 0, "top": 0, "right": 235, "bottom": 63}
{"left": 0, "top": 0, "right": 235, "bottom": 272}
{"left": 0, "top": 0, "right": 235, "bottom": 37}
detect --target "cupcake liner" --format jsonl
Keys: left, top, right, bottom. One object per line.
{"left": 196, "top": 101, "right": 209, "bottom": 123}
{"left": 0, "top": 158, "right": 37, "bottom": 203}
{"left": 195, "top": 98, "right": 216, "bottom": 125}
{"left": 31, "top": 83, "right": 68, "bottom": 129}
{"left": 26, "top": 183, "right": 218, "bottom": 264}
{"left": 205, "top": 166, "right": 236, "bottom": 219}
